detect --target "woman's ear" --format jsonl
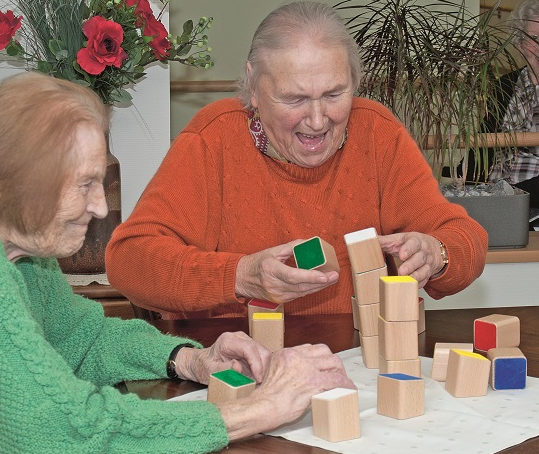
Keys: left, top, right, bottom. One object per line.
{"left": 246, "top": 61, "right": 258, "bottom": 108}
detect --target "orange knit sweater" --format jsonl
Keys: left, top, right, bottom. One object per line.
{"left": 106, "top": 97, "right": 487, "bottom": 318}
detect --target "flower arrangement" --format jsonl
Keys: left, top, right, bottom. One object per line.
{"left": 0, "top": 0, "right": 213, "bottom": 105}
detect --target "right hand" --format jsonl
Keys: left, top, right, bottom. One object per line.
{"left": 234, "top": 240, "right": 339, "bottom": 304}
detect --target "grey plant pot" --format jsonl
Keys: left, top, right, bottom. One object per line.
{"left": 446, "top": 188, "right": 530, "bottom": 249}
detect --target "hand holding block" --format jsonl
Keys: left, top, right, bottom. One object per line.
{"left": 251, "top": 312, "right": 284, "bottom": 352}
{"left": 247, "top": 299, "right": 283, "bottom": 335}
{"left": 293, "top": 236, "right": 339, "bottom": 273}
{"left": 474, "top": 314, "right": 520, "bottom": 352}
{"left": 344, "top": 227, "right": 385, "bottom": 274}
{"left": 445, "top": 349, "right": 491, "bottom": 397}
{"left": 353, "top": 265, "right": 388, "bottom": 306}
{"left": 431, "top": 342, "right": 474, "bottom": 381}
{"left": 487, "top": 347, "right": 527, "bottom": 390}
{"left": 380, "top": 276, "right": 419, "bottom": 321}
{"left": 377, "top": 373, "right": 425, "bottom": 420}
{"left": 312, "top": 388, "right": 361, "bottom": 442}
{"left": 207, "top": 369, "right": 256, "bottom": 404}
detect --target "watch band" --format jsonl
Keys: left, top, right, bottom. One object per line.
{"left": 166, "top": 343, "right": 195, "bottom": 379}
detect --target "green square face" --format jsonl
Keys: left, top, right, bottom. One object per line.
{"left": 212, "top": 369, "right": 255, "bottom": 387}
{"left": 294, "top": 237, "right": 324, "bottom": 270}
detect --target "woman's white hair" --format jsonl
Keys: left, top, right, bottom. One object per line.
{"left": 510, "top": 0, "right": 539, "bottom": 48}
{"left": 236, "top": 1, "right": 363, "bottom": 109}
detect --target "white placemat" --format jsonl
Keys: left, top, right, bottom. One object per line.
{"left": 168, "top": 347, "right": 539, "bottom": 454}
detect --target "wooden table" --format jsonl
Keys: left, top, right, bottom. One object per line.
{"left": 125, "top": 307, "right": 539, "bottom": 453}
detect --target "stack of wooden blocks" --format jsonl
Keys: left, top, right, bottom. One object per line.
{"left": 344, "top": 228, "right": 387, "bottom": 369}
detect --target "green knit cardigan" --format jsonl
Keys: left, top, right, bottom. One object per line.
{"left": 0, "top": 243, "right": 228, "bottom": 453}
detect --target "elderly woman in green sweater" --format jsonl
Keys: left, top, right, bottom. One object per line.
{"left": 0, "top": 72, "right": 354, "bottom": 453}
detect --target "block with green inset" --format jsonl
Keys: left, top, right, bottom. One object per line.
{"left": 207, "top": 369, "right": 256, "bottom": 404}
{"left": 293, "top": 236, "right": 339, "bottom": 273}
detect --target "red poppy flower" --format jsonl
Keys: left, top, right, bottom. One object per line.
{"left": 76, "top": 16, "right": 127, "bottom": 75}
{"left": 0, "top": 10, "right": 22, "bottom": 51}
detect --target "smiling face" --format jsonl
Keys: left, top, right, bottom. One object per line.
{"left": 13, "top": 124, "right": 108, "bottom": 259}
{"left": 249, "top": 41, "right": 355, "bottom": 168}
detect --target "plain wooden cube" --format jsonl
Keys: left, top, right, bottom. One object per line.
{"left": 359, "top": 332, "right": 379, "bottom": 369}
{"left": 312, "top": 388, "right": 361, "bottom": 442}
{"left": 248, "top": 299, "right": 283, "bottom": 335}
{"left": 251, "top": 313, "right": 284, "bottom": 352}
{"left": 445, "top": 349, "right": 491, "bottom": 397}
{"left": 207, "top": 369, "right": 256, "bottom": 404}
{"left": 431, "top": 342, "right": 474, "bottom": 381}
{"left": 377, "top": 373, "right": 425, "bottom": 419}
{"left": 380, "top": 276, "right": 419, "bottom": 321}
{"left": 293, "top": 236, "right": 339, "bottom": 273}
{"left": 487, "top": 347, "right": 527, "bottom": 390}
{"left": 344, "top": 227, "right": 385, "bottom": 274}
{"left": 379, "top": 356, "right": 422, "bottom": 378}
{"left": 378, "top": 316, "right": 418, "bottom": 361}
{"left": 474, "top": 314, "right": 520, "bottom": 352}
{"left": 358, "top": 302, "right": 380, "bottom": 337}
{"left": 353, "top": 265, "right": 388, "bottom": 306}
{"left": 417, "top": 297, "right": 426, "bottom": 334}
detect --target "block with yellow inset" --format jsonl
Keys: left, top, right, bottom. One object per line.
{"left": 431, "top": 342, "right": 473, "bottom": 382}
{"left": 380, "top": 276, "right": 419, "bottom": 322}
{"left": 247, "top": 299, "right": 283, "bottom": 335}
{"left": 207, "top": 369, "right": 256, "bottom": 404}
{"left": 251, "top": 312, "right": 284, "bottom": 352}
{"left": 445, "top": 349, "right": 491, "bottom": 397}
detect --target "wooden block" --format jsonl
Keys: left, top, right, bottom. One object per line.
{"left": 359, "top": 332, "right": 379, "bottom": 368}
{"left": 445, "top": 349, "right": 491, "bottom": 397}
{"left": 351, "top": 296, "right": 360, "bottom": 331}
{"left": 251, "top": 313, "right": 284, "bottom": 352}
{"left": 380, "top": 276, "right": 419, "bottom": 321}
{"left": 431, "top": 342, "right": 473, "bottom": 381}
{"left": 344, "top": 227, "right": 385, "bottom": 274}
{"left": 358, "top": 302, "right": 380, "bottom": 337}
{"left": 207, "top": 369, "right": 256, "bottom": 404}
{"left": 417, "top": 297, "right": 425, "bottom": 334}
{"left": 487, "top": 347, "right": 527, "bottom": 390}
{"left": 312, "top": 388, "right": 361, "bottom": 442}
{"left": 293, "top": 236, "right": 339, "bottom": 273}
{"left": 248, "top": 299, "right": 283, "bottom": 335}
{"left": 353, "top": 265, "right": 388, "bottom": 305}
{"left": 379, "top": 356, "right": 422, "bottom": 378}
{"left": 474, "top": 314, "right": 520, "bottom": 352}
{"left": 377, "top": 373, "right": 425, "bottom": 420}
{"left": 378, "top": 316, "right": 418, "bottom": 360}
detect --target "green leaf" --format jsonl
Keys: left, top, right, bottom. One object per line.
{"left": 110, "top": 88, "right": 133, "bottom": 104}
{"left": 37, "top": 61, "right": 53, "bottom": 73}
{"left": 177, "top": 44, "right": 192, "bottom": 57}
{"left": 183, "top": 20, "right": 194, "bottom": 35}
{"left": 6, "top": 41, "right": 24, "bottom": 57}
{"left": 49, "top": 40, "right": 68, "bottom": 61}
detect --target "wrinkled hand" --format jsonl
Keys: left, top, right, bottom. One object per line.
{"left": 235, "top": 240, "right": 339, "bottom": 304}
{"left": 177, "top": 332, "right": 271, "bottom": 384}
{"left": 253, "top": 344, "right": 356, "bottom": 425}
{"left": 378, "top": 232, "right": 444, "bottom": 287}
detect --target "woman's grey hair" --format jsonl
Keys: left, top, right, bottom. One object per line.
{"left": 236, "top": 1, "right": 363, "bottom": 109}
{"left": 510, "top": 0, "right": 539, "bottom": 48}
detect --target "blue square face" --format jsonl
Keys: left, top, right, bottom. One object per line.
{"left": 493, "top": 358, "right": 527, "bottom": 390}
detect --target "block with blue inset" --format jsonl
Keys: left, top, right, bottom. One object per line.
{"left": 487, "top": 347, "right": 527, "bottom": 391}
{"left": 377, "top": 373, "right": 424, "bottom": 419}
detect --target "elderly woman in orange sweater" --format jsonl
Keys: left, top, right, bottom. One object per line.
{"left": 106, "top": 1, "right": 487, "bottom": 319}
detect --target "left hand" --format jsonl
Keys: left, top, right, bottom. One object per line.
{"left": 175, "top": 331, "right": 272, "bottom": 384}
{"left": 378, "top": 232, "right": 445, "bottom": 288}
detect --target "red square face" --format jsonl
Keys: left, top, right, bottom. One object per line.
{"left": 474, "top": 320, "right": 497, "bottom": 351}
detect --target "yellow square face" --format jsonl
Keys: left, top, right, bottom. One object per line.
{"left": 380, "top": 276, "right": 417, "bottom": 284}
{"left": 252, "top": 312, "right": 283, "bottom": 320}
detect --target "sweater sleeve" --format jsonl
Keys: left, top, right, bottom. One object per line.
{"left": 1, "top": 258, "right": 228, "bottom": 454}
{"left": 106, "top": 131, "right": 245, "bottom": 316}
{"left": 376, "top": 122, "right": 488, "bottom": 299}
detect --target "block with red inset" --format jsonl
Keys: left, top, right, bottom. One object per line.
{"left": 247, "top": 299, "right": 283, "bottom": 335}
{"left": 474, "top": 314, "right": 520, "bottom": 352}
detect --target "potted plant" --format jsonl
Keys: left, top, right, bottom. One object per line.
{"left": 335, "top": 0, "right": 531, "bottom": 248}
{"left": 0, "top": 0, "right": 214, "bottom": 272}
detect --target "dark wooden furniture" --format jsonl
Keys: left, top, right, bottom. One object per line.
{"left": 125, "top": 306, "right": 539, "bottom": 454}
{"left": 72, "top": 284, "right": 134, "bottom": 320}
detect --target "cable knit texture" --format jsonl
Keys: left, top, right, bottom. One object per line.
{"left": 0, "top": 243, "right": 228, "bottom": 453}
{"left": 106, "top": 97, "right": 488, "bottom": 318}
